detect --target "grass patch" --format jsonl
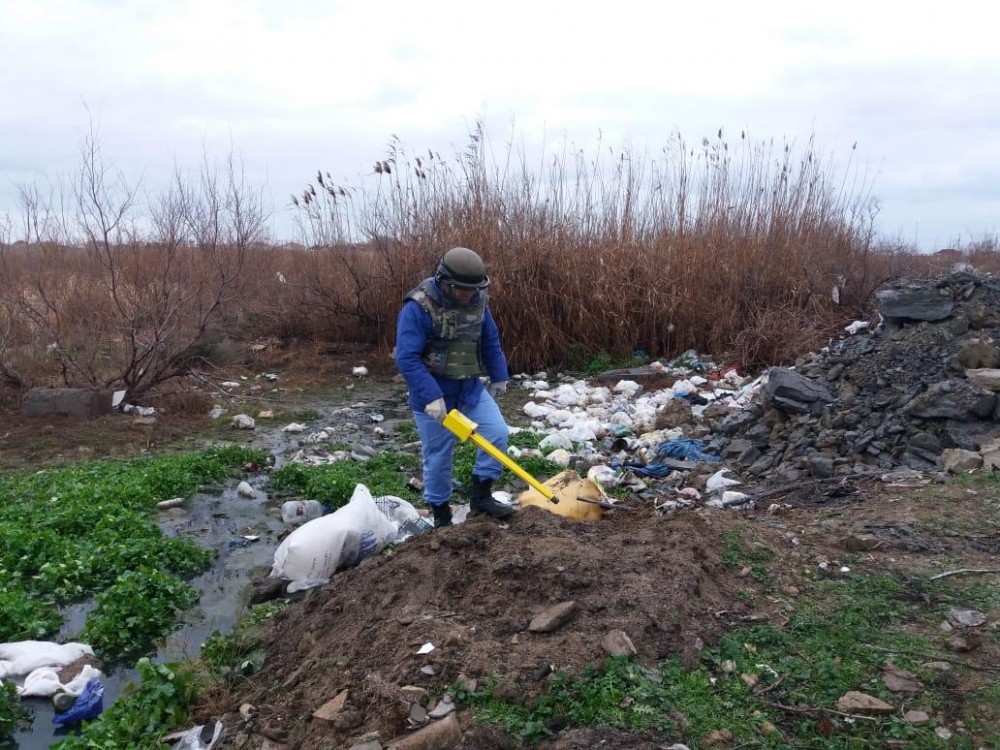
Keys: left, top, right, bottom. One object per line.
{"left": 0, "top": 445, "right": 264, "bottom": 660}
{"left": 289, "top": 408, "right": 321, "bottom": 423}
{"left": 721, "top": 525, "right": 776, "bottom": 585}
{"left": 269, "top": 451, "right": 421, "bottom": 508}
{"left": 459, "top": 572, "right": 996, "bottom": 748}
{"left": 199, "top": 601, "right": 287, "bottom": 682}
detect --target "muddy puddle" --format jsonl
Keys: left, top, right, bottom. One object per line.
{"left": 10, "top": 389, "right": 413, "bottom": 748}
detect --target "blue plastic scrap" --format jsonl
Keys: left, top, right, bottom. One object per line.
{"left": 656, "top": 438, "right": 720, "bottom": 463}
{"left": 623, "top": 462, "right": 673, "bottom": 478}
{"left": 52, "top": 678, "right": 104, "bottom": 724}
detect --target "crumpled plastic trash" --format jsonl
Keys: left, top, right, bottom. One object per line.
{"left": 656, "top": 438, "right": 719, "bottom": 463}
{"left": 52, "top": 678, "right": 104, "bottom": 724}
{"left": 18, "top": 664, "right": 102, "bottom": 698}
{"left": 706, "top": 469, "right": 742, "bottom": 493}
{"left": 173, "top": 718, "right": 225, "bottom": 749}
{"left": 623, "top": 461, "right": 672, "bottom": 478}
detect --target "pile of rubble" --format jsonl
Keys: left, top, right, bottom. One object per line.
{"left": 512, "top": 271, "right": 1000, "bottom": 505}
{"left": 709, "top": 270, "right": 1000, "bottom": 482}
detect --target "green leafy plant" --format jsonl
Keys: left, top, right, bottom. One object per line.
{"left": 52, "top": 658, "right": 202, "bottom": 748}
{"left": 270, "top": 451, "right": 421, "bottom": 508}
{"left": 198, "top": 602, "right": 285, "bottom": 682}
{"left": 0, "top": 446, "right": 260, "bottom": 650}
{"left": 0, "top": 680, "right": 30, "bottom": 739}
{"left": 0, "top": 587, "right": 61, "bottom": 641}
{"left": 81, "top": 568, "right": 199, "bottom": 663}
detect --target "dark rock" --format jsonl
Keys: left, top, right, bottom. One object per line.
{"left": 21, "top": 388, "right": 115, "bottom": 419}
{"left": 808, "top": 455, "right": 835, "bottom": 478}
{"left": 909, "top": 432, "right": 942, "bottom": 454}
{"left": 904, "top": 381, "right": 997, "bottom": 420}
{"left": 876, "top": 287, "right": 954, "bottom": 321}
{"left": 764, "top": 368, "right": 835, "bottom": 415}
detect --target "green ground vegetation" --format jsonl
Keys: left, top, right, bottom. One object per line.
{"left": 269, "top": 428, "right": 562, "bottom": 510}
{"left": 0, "top": 445, "right": 264, "bottom": 654}
{"left": 458, "top": 567, "right": 999, "bottom": 748}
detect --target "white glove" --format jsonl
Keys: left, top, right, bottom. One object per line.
{"left": 488, "top": 380, "right": 508, "bottom": 398}
{"left": 424, "top": 397, "right": 447, "bottom": 421}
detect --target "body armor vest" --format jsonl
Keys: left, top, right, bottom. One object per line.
{"left": 405, "top": 279, "right": 486, "bottom": 378}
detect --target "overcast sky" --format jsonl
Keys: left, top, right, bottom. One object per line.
{"left": 1, "top": 0, "right": 997, "bottom": 250}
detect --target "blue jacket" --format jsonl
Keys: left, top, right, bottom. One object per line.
{"left": 395, "top": 280, "right": 509, "bottom": 413}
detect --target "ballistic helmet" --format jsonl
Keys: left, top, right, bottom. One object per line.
{"left": 437, "top": 247, "right": 489, "bottom": 289}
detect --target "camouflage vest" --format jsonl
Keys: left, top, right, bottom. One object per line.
{"left": 405, "top": 278, "right": 486, "bottom": 378}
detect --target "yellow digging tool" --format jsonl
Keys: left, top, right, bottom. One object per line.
{"left": 442, "top": 409, "right": 559, "bottom": 504}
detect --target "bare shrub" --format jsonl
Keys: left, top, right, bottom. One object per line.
{"left": 0, "top": 128, "right": 267, "bottom": 399}
{"left": 291, "top": 123, "right": 888, "bottom": 369}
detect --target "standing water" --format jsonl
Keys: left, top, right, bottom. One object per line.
{"left": 9, "top": 390, "right": 413, "bottom": 748}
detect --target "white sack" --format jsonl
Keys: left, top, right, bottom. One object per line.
{"left": 270, "top": 484, "right": 399, "bottom": 593}
{"left": 0, "top": 641, "right": 95, "bottom": 680}
{"left": 18, "top": 664, "right": 102, "bottom": 698}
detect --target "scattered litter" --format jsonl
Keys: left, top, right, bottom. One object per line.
{"left": 121, "top": 404, "right": 155, "bottom": 416}
{"left": 170, "top": 718, "right": 225, "bottom": 749}
{"left": 231, "top": 414, "right": 255, "bottom": 430}
{"left": 352, "top": 366, "right": 369, "bottom": 377}
{"left": 157, "top": 497, "right": 185, "bottom": 510}
{"left": 52, "top": 678, "right": 104, "bottom": 724}
{"left": 706, "top": 469, "right": 743, "bottom": 493}
{"left": 416, "top": 643, "right": 435, "bottom": 655}
{"left": 208, "top": 405, "right": 224, "bottom": 419}
{"left": 281, "top": 500, "right": 327, "bottom": 525}
{"left": 220, "top": 381, "right": 240, "bottom": 389}
{"left": 845, "top": 320, "right": 870, "bottom": 335}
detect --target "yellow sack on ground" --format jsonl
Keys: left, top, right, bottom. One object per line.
{"left": 517, "top": 470, "right": 605, "bottom": 521}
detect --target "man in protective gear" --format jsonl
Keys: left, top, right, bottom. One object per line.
{"left": 395, "top": 247, "right": 514, "bottom": 528}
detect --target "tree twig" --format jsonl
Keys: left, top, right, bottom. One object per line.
{"left": 760, "top": 699, "right": 877, "bottom": 721}
{"left": 863, "top": 644, "right": 999, "bottom": 672}
{"left": 930, "top": 568, "right": 1000, "bottom": 581}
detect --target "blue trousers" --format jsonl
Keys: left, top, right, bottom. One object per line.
{"left": 413, "top": 390, "right": 509, "bottom": 507}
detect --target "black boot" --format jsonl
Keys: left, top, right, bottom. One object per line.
{"left": 470, "top": 476, "right": 514, "bottom": 519}
{"left": 431, "top": 502, "right": 453, "bottom": 528}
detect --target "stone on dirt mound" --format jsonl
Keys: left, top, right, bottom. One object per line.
{"left": 222, "top": 506, "right": 785, "bottom": 749}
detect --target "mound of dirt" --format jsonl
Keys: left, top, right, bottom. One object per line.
{"left": 222, "top": 505, "right": 792, "bottom": 749}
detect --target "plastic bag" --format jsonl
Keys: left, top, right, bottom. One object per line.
{"left": 373, "top": 495, "right": 433, "bottom": 541}
{"left": 270, "top": 484, "right": 399, "bottom": 592}
{"left": 52, "top": 678, "right": 104, "bottom": 724}
{"left": 173, "top": 718, "right": 225, "bottom": 749}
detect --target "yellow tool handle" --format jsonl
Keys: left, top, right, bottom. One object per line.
{"left": 468, "top": 432, "right": 556, "bottom": 502}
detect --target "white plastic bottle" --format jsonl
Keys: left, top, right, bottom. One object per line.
{"left": 281, "top": 499, "right": 326, "bottom": 525}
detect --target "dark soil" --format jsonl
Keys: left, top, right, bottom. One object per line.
{"left": 214, "top": 473, "right": 998, "bottom": 750}
{"left": 2, "top": 346, "right": 996, "bottom": 750}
